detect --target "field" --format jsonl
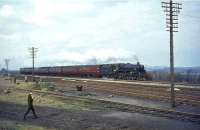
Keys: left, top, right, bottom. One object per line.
{"left": 0, "top": 76, "right": 200, "bottom": 130}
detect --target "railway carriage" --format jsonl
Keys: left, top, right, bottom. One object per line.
{"left": 77, "top": 65, "right": 101, "bottom": 77}
{"left": 20, "top": 68, "right": 32, "bottom": 75}
{"left": 48, "top": 67, "right": 62, "bottom": 76}
{"left": 36, "top": 67, "right": 49, "bottom": 75}
{"left": 62, "top": 66, "right": 78, "bottom": 76}
{"left": 20, "top": 63, "right": 146, "bottom": 80}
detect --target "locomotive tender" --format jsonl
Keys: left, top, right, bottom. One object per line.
{"left": 20, "top": 63, "right": 146, "bottom": 80}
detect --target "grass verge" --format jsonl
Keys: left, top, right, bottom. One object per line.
{"left": 0, "top": 90, "right": 98, "bottom": 111}
{"left": 16, "top": 81, "right": 56, "bottom": 92}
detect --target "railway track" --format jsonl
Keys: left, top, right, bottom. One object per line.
{"left": 13, "top": 75, "right": 200, "bottom": 105}
{"left": 60, "top": 77, "right": 200, "bottom": 89}
{"left": 11, "top": 88, "right": 200, "bottom": 123}
{"left": 56, "top": 79, "right": 200, "bottom": 106}
{"left": 16, "top": 74, "right": 200, "bottom": 89}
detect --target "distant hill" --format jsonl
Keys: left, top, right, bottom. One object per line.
{"left": 0, "top": 69, "right": 19, "bottom": 75}
{"left": 146, "top": 66, "right": 200, "bottom": 73}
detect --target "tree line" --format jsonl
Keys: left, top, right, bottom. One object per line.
{"left": 145, "top": 71, "right": 200, "bottom": 84}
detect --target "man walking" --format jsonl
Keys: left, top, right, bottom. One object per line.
{"left": 24, "top": 92, "right": 38, "bottom": 120}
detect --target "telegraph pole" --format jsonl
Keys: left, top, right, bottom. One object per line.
{"left": 162, "top": 0, "right": 182, "bottom": 107}
{"left": 4, "top": 59, "right": 10, "bottom": 76}
{"left": 28, "top": 47, "right": 38, "bottom": 81}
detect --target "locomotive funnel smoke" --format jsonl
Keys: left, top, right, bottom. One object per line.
{"left": 46, "top": 48, "right": 140, "bottom": 66}
{"left": 133, "top": 55, "right": 139, "bottom": 63}
{"left": 86, "top": 54, "right": 139, "bottom": 65}
{"left": 86, "top": 57, "right": 98, "bottom": 65}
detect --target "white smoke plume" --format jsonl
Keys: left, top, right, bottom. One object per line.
{"left": 42, "top": 48, "right": 139, "bottom": 66}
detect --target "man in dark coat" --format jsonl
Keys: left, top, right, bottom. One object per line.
{"left": 24, "top": 92, "right": 38, "bottom": 120}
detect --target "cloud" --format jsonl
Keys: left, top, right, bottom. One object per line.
{"left": 0, "top": 0, "right": 199, "bottom": 69}
{"left": 0, "top": 5, "right": 14, "bottom": 17}
{"left": 23, "top": 0, "right": 96, "bottom": 27}
{"left": 39, "top": 48, "right": 139, "bottom": 66}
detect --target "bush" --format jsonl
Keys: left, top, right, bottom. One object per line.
{"left": 32, "top": 82, "right": 55, "bottom": 91}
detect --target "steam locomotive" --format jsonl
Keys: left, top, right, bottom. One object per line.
{"left": 20, "top": 63, "right": 146, "bottom": 80}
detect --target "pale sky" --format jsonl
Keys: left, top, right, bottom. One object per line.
{"left": 0, "top": 0, "right": 199, "bottom": 69}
